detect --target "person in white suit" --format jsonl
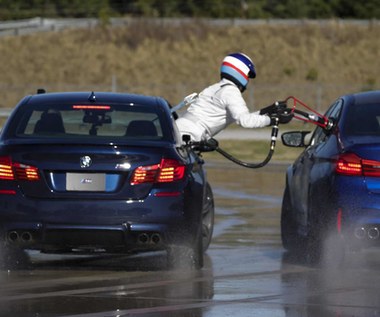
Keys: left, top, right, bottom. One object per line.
{"left": 176, "top": 52, "right": 292, "bottom": 142}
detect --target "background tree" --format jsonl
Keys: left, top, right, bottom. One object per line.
{"left": 0, "top": 0, "right": 379, "bottom": 20}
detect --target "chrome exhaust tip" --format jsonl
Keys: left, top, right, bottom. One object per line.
{"left": 21, "top": 231, "right": 33, "bottom": 242}
{"left": 151, "top": 233, "right": 161, "bottom": 244}
{"left": 354, "top": 227, "right": 366, "bottom": 240}
{"left": 368, "top": 227, "right": 380, "bottom": 240}
{"left": 8, "top": 231, "right": 19, "bottom": 242}
{"left": 138, "top": 233, "right": 149, "bottom": 244}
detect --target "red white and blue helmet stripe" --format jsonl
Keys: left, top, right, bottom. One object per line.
{"left": 220, "top": 53, "right": 256, "bottom": 89}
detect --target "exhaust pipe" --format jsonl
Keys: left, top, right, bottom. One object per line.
{"left": 7, "top": 231, "right": 34, "bottom": 243}
{"left": 151, "top": 233, "right": 161, "bottom": 244}
{"left": 137, "top": 233, "right": 161, "bottom": 244}
{"left": 8, "top": 231, "right": 19, "bottom": 243}
{"left": 138, "top": 233, "right": 149, "bottom": 244}
{"left": 21, "top": 231, "right": 33, "bottom": 242}
{"left": 368, "top": 227, "right": 380, "bottom": 240}
{"left": 354, "top": 227, "right": 366, "bottom": 240}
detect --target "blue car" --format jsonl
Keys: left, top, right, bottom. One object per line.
{"left": 281, "top": 90, "right": 380, "bottom": 263}
{"left": 0, "top": 91, "right": 214, "bottom": 269}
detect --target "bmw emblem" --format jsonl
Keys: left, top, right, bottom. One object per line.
{"left": 80, "top": 156, "right": 92, "bottom": 168}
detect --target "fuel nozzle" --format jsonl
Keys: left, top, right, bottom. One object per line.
{"left": 293, "top": 111, "right": 334, "bottom": 130}
{"left": 275, "top": 100, "right": 287, "bottom": 110}
{"left": 285, "top": 96, "right": 335, "bottom": 131}
{"left": 307, "top": 114, "right": 334, "bottom": 130}
{"left": 324, "top": 118, "right": 335, "bottom": 130}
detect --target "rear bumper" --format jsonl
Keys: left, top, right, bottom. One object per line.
{"left": 331, "top": 176, "right": 380, "bottom": 247}
{"left": 0, "top": 192, "right": 202, "bottom": 253}
{"left": 1, "top": 221, "right": 190, "bottom": 253}
{"left": 341, "top": 208, "right": 380, "bottom": 248}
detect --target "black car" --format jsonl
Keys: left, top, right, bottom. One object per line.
{"left": 0, "top": 91, "right": 214, "bottom": 269}
{"left": 281, "top": 90, "right": 380, "bottom": 264}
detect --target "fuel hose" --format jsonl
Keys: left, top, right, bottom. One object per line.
{"left": 195, "top": 118, "right": 280, "bottom": 169}
{"left": 186, "top": 96, "right": 332, "bottom": 169}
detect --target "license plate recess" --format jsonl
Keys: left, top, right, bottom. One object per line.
{"left": 66, "top": 173, "right": 106, "bottom": 191}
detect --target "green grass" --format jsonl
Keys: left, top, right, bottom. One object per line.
{"left": 0, "top": 21, "right": 378, "bottom": 109}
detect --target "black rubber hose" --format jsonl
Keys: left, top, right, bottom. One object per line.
{"left": 215, "top": 146, "right": 274, "bottom": 168}
{"left": 213, "top": 122, "right": 279, "bottom": 169}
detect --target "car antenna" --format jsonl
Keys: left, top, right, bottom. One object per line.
{"left": 88, "top": 91, "right": 96, "bottom": 102}
{"left": 37, "top": 88, "right": 46, "bottom": 94}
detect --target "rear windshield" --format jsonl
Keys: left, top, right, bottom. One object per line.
{"left": 344, "top": 103, "right": 380, "bottom": 136}
{"left": 10, "top": 103, "right": 167, "bottom": 141}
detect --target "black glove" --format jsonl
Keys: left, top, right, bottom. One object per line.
{"left": 193, "top": 138, "right": 219, "bottom": 152}
{"left": 259, "top": 101, "right": 288, "bottom": 115}
{"left": 205, "top": 138, "right": 219, "bottom": 150}
{"left": 270, "top": 112, "right": 294, "bottom": 125}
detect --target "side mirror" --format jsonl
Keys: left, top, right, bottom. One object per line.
{"left": 281, "top": 131, "right": 311, "bottom": 147}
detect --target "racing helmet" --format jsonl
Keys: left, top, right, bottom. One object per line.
{"left": 220, "top": 52, "right": 256, "bottom": 91}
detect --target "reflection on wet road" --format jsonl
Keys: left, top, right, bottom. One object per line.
{"left": 1, "top": 161, "right": 380, "bottom": 316}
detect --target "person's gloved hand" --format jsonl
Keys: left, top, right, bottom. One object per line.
{"left": 205, "top": 138, "right": 219, "bottom": 150}
{"left": 259, "top": 101, "right": 288, "bottom": 115}
{"left": 270, "top": 112, "right": 294, "bottom": 125}
{"left": 277, "top": 112, "right": 294, "bottom": 124}
{"left": 193, "top": 138, "right": 219, "bottom": 152}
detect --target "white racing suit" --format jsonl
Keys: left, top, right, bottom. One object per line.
{"left": 176, "top": 78, "right": 271, "bottom": 141}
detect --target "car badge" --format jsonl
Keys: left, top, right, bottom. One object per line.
{"left": 115, "top": 162, "right": 131, "bottom": 170}
{"left": 80, "top": 156, "right": 92, "bottom": 168}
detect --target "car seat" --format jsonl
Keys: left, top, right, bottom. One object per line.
{"left": 34, "top": 111, "right": 65, "bottom": 134}
{"left": 126, "top": 120, "right": 158, "bottom": 137}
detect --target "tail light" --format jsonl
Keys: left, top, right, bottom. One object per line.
{"left": 0, "top": 157, "right": 15, "bottom": 180}
{"left": 336, "top": 153, "right": 362, "bottom": 175}
{"left": 131, "top": 158, "right": 185, "bottom": 185}
{"left": 336, "top": 152, "right": 380, "bottom": 177}
{"left": 13, "top": 163, "right": 40, "bottom": 181}
{"left": 362, "top": 159, "right": 380, "bottom": 177}
{"left": 0, "top": 156, "right": 40, "bottom": 181}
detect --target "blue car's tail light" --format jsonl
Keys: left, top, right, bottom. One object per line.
{"left": 362, "top": 160, "right": 380, "bottom": 177}
{"left": 13, "top": 163, "right": 40, "bottom": 181}
{"left": 336, "top": 153, "right": 362, "bottom": 175}
{"left": 0, "top": 156, "right": 15, "bottom": 180}
{"left": 336, "top": 152, "right": 380, "bottom": 177}
{"left": 158, "top": 158, "right": 185, "bottom": 182}
{"left": 131, "top": 163, "right": 160, "bottom": 184}
{"left": 0, "top": 189, "right": 16, "bottom": 195}
{"left": 0, "top": 156, "right": 40, "bottom": 181}
{"left": 131, "top": 158, "right": 185, "bottom": 185}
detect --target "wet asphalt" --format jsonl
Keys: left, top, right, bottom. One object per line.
{"left": 1, "top": 160, "right": 380, "bottom": 317}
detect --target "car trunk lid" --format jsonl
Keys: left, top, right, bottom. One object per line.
{"left": 1, "top": 143, "right": 177, "bottom": 200}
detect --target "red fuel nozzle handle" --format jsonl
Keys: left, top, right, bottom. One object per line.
{"left": 286, "top": 96, "right": 333, "bottom": 130}
{"left": 293, "top": 109, "right": 326, "bottom": 125}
